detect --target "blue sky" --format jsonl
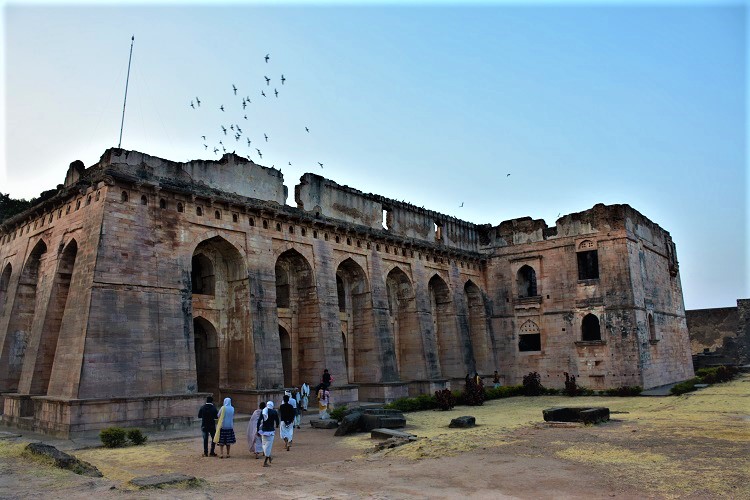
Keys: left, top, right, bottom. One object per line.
{"left": 1, "top": 1, "right": 746, "bottom": 309}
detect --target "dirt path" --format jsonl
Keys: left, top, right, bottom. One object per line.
{"left": 1, "top": 376, "right": 748, "bottom": 499}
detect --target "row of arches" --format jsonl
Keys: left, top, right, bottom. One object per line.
{"left": 190, "top": 239, "right": 493, "bottom": 398}
{"left": 0, "top": 238, "right": 78, "bottom": 398}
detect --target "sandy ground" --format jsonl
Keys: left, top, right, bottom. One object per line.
{"left": 1, "top": 375, "right": 748, "bottom": 499}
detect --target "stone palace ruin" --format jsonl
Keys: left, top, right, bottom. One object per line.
{"left": 0, "top": 148, "right": 694, "bottom": 436}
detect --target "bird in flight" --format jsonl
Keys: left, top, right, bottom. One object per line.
{"left": 247, "top": 138, "right": 252, "bottom": 146}
{"left": 242, "top": 100, "right": 247, "bottom": 110}
{"left": 201, "top": 135, "right": 206, "bottom": 140}
{"left": 232, "top": 84, "right": 238, "bottom": 95}
{"left": 506, "top": 173, "right": 511, "bottom": 177}
{"left": 236, "top": 126, "right": 242, "bottom": 134}
{"left": 274, "top": 88, "right": 278, "bottom": 98}
{"left": 244, "top": 114, "right": 248, "bottom": 120}
{"left": 264, "top": 76, "right": 271, "bottom": 85}
{"left": 459, "top": 202, "right": 464, "bottom": 207}
{"left": 222, "top": 146, "right": 227, "bottom": 153}
{"left": 196, "top": 97, "right": 201, "bottom": 106}
{"left": 280, "top": 74, "right": 286, "bottom": 85}
{"left": 288, "top": 161, "right": 292, "bottom": 165}
{"left": 261, "top": 90, "right": 266, "bottom": 97}
{"left": 235, "top": 133, "right": 240, "bottom": 142}
{"left": 264, "top": 133, "right": 268, "bottom": 142}
{"left": 213, "top": 147, "right": 219, "bottom": 154}
{"left": 305, "top": 127, "right": 310, "bottom": 133}
{"left": 557, "top": 212, "right": 561, "bottom": 218}
{"left": 265, "top": 53, "right": 270, "bottom": 63}
{"left": 230, "top": 124, "right": 234, "bottom": 131}
{"left": 221, "top": 125, "right": 227, "bottom": 135}
{"left": 256, "top": 148, "right": 263, "bottom": 158}
{"left": 220, "top": 105, "right": 225, "bottom": 112}
{"left": 190, "top": 101, "right": 195, "bottom": 109}
{"left": 203, "top": 144, "right": 208, "bottom": 150}
{"left": 318, "top": 162, "right": 324, "bottom": 169}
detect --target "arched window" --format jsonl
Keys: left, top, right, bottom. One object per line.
{"left": 196, "top": 206, "right": 203, "bottom": 216}
{"left": 86, "top": 195, "right": 92, "bottom": 206}
{"left": 214, "top": 210, "right": 221, "bottom": 220}
{"left": 517, "top": 265, "right": 538, "bottom": 298}
{"left": 249, "top": 217, "right": 255, "bottom": 227}
{"left": 177, "top": 202, "right": 184, "bottom": 213}
{"left": 518, "top": 320, "right": 541, "bottom": 352}
{"left": 275, "top": 223, "right": 282, "bottom": 231}
{"left": 159, "top": 198, "right": 167, "bottom": 209}
{"left": 121, "top": 191, "right": 129, "bottom": 202}
{"left": 582, "top": 314, "right": 601, "bottom": 341}
{"left": 140, "top": 195, "right": 148, "bottom": 205}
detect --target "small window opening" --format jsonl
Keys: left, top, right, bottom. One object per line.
{"left": 140, "top": 195, "right": 147, "bottom": 206}
{"left": 577, "top": 248, "right": 599, "bottom": 280}
{"left": 263, "top": 220, "right": 269, "bottom": 229}
{"left": 313, "top": 230, "right": 318, "bottom": 239}
{"left": 276, "top": 223, "right": 282, "bottom": 231}
{"left": 324, "top": 233, "right": 329, "bottom": 241}
{"left": 517, "top": 265, "right": 538, "bottom": 298}
{"left": 196, "top": 206, "right": 203, "bottom": 216}
{"left": 649, "top": 314, "right": 657, "bottom": 342}
{"left": 382, "top": 208, "right": 391, "bottom": 230}
{"left": 346, "top": 237, "right": 351, "bottom": 245}
{"left": 376, "top": 244, "right": 380, "bottom": 251}
{"left": 249, "top": 217, "right": 255, "bottom": 226}
{"left": 289, "top": 226, "right": 294, "bottom": 234}
{"left": 86, "top": 195, "right": 92, "bottom": 206}
{"left": 582, "top": 314, "right": 601, "bottom": 341}
{"left": 215, "top": 210, "right": 221, "bottom": 220}
{"left": 518, "top": 320, "right": 541, "bottom": 352}
{"left": 75, "top": 199, "right": 81, "bottom": 210}
{"left": 159, "top": 198, "right": 167, "bottom": 209}
{"left": 301, "top": 228, "right": 306, "bottom": 236}
{"left": 335, "top": 235, "right": 340, "bottom": 243}
{"left": 177, "top": 202, "right": 184, "bottom": 213}
{"left": 121, "top": 191, "right": 128, "bottom": 202}
{"left": 232, "top": 213, "right": 238, "bottom": 222}
{"left": 434, "top": 221, "right": 443, "bottom": 242}
{"left": 95, "top": 191, "right": 100, "bottom": 201}
{"left": 356, "top": 240, "right": 361, "bottom": 248}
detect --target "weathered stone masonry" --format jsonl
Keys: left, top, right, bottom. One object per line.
{"left": 0, "top": 149, "right": 694, "bottom": 436}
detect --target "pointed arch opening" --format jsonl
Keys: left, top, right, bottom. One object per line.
{"left": 582, "top": 313, "right": 601, "bottom": 341}
{"left": 336, "top": 258, "right": 371, "bottom": 383}
{"left": 428, "top": 274, "right": 461, "bottom": 378}
{"left": 518, "top": 319, "right": 541, "bottom": 352}
{"left": 275, "top": 249, "right": 320, "bottom": 387}
{"left": 0, "top": 263, "right": 11, "bottom": 315}
{"left": 191, "top": 236, "right": 253, "bottom": 390}
{"left": 279, "top": 325, "right": 292, "bottom": 387}
{"left": 194, "top": 317, "right": 220, "bottom": 399}
{"left": 386, "top": 267, "right": 423, "bottom": 380}
{"left": 26, "top": 240, "right": 78, "bottom": 395}
{"left": 517, "top": 265, "right": 538, "bottom": 298}
{"left": 0, "top": 240, "right": 47, "bottom": 393}
{"left": 465, "top": 280, "right": 492, "bottom": 373}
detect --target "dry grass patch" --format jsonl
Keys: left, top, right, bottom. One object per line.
{"left": 77, "top": 440, "right": 191, "bottom": 485}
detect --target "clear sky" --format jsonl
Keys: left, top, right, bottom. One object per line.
{"left": 1, "top": 1, "right": 747, "bottom": 310}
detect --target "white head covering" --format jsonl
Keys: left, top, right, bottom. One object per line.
{"left": 262, "top": 400, "right": 274, "bottom": 420}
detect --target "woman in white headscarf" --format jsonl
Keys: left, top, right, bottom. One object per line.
{"left": 257, "top": 400, "right": 280, "bottom": 467}
{"left": 213, "top": 397, "right": 236, "bottom": 458}
{"left": 247, "top": 401, "right": 265, "bottom": 459}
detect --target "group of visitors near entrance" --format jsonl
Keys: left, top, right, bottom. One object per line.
{"left": 197, "top": 369, "right": 335, "bottom": 467}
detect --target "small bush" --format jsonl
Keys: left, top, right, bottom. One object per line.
{"left": 100, "top": 427, "right": 127, "bottom": 448}
{"left": 329, "top": 405, "right": 347, "bottom": 422}
{"left": 696, "top": 366, "right": 738, "bottom": 384}
{"left": 126, "top": 428, "right": 147, "bottom": 445}
{"left": 670, "top": 377, "right": 701, "bottom": 395}
{"left": 435, "top": 388, "right": 456, "bottom": 410}
{"left": 522, "top": 372, "right": 545, "bottom": 396}
{"left": 604, "top": 386, "right": 643, "bottom": 397}
{"left": 464, "top": 379, "right": 485, "bottom": 406}
{"left": 384, "top": 394, "right": 437, "bottom": 413}
{"left": 485, "top": 385, "right": 524, "bottom": 400}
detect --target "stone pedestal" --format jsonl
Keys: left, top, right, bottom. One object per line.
{"left": 356, "top": 382, "right": 409, "bottom": 402}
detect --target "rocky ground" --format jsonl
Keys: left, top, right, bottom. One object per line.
{"left": 1, "top": 375, "right": 748, "bottom": 499}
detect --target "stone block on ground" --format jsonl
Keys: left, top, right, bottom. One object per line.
{"left": 310, "top": 418, "right": 339, "bottom": 429}
{"left": 543, "top": 407, "right": 610, "bottom": 424}
{"left": 334, "top": 412, "right": 363, "bottom": 436}
{"left": 449, "top": 416, "right": 476, "bottom": 428}
{"left": 130, "top": 473, "right": 196, "bottom": 488}
{"left": 360, "top": 409, "right": 406, "bottom": 431}
{"left": 370, "top": 428, "right": 417, "bottom": 440}
{"left": 25, "top": 442, "right": 103, "bottom": 477}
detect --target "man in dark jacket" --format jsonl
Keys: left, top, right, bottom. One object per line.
{"left": 279, "top": 394, "right": 296, "bottom": 451}
{"left": 198, "top": 396, "right": 219, "bottom": 457}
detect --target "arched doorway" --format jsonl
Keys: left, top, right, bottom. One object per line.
{"left": 26, "top": 240, "right": 78, "bottom": 395}
{"left": 465, "top": 280, "right": 492, "bottom": 374}
{"left": 191, "top": 236, "right": 253, "bottom": 390}
{"left": 0, "top": 239, "right": 46, "bottom": 393}
{"left": 386, "top": 267, "right": 423, "bottom": 380}
{"left": 428, "top": 274, "right": 462, "bottom": 378}
{"left": 279, "top": 325, "right": 292, "bottom": 387}
{"left": 336, "top": 258, "right": 371, "bottom": 383}
{"left": 275, "top": 249, "right": 320, "bottom": 387}
{"left": 194, "top": 317, "right": 220, "bottom": 399}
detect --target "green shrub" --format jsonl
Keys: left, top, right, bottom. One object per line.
{"left": 485, "top": 385, "right": 524, "bottom": 400}
{"left": 670, "top": 377, "right": 701, "bottom": 395}
{"left": 329, "top": 405, "right": 347, "bottom": 422}
{"left": 384, "top": 394, "right": 437, "bottom": 412}
{"left": 126, "top": 428, "right": 148, "bottom": 445}
{"left": 522, "top": 372, "right": 545, "bottom": 396}
{"left": 604, "top": 386, "right": 643, "bottom": 397}
{"left": 545, "top": 387, "right": 561, "bottom": 396}
{"left": 100, "top": 427, "right": 127, "bottom": 448}
{"left": 696, "top": 366, "right": 738, "bottom": 384}
{"left": 435, "top": 388, "right": 456, "bottom": 410}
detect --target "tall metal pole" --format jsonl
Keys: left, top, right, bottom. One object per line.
{"left": 118, "top": 35, "right": 135, "bottom": 148}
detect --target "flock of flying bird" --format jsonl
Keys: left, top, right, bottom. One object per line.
{"left": 188, "top": 53, "right": 324, "bottom": 170}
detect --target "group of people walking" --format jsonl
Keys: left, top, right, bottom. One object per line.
{"left": 198, "top": 378, "right": 326, "bottom": 467}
